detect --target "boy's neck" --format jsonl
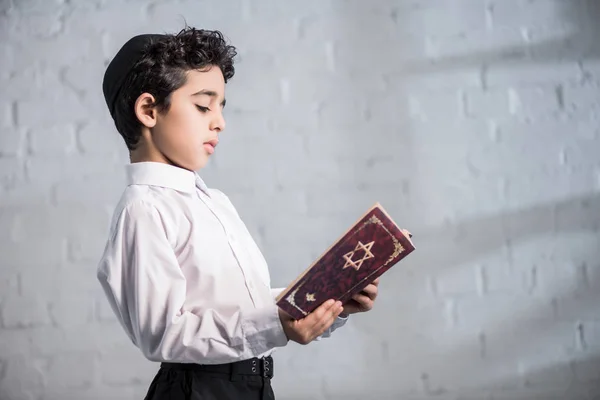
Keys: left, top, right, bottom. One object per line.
{"left": 129, "top": 137, "right": 171, "bottom": 165}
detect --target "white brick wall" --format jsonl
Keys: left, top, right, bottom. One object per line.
{"left": 1, "top": 0, "right": 599, "bottom": 399}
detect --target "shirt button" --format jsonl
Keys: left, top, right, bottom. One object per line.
{"left": 248, "top": 281, "right": 254, "bottom": 290}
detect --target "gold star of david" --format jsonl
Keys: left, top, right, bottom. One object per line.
{"left": 343, "top": 241, "right": 375, "bottom": 271}
{"left": 306, "top": 293, "right": 316, "bottom": 302}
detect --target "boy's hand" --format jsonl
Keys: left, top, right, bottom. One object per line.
{"left": 340, "top": 277, "right": 380, "bottom": 316}
{"left": 278, "top": 300, "right": 344, "bottom": 345}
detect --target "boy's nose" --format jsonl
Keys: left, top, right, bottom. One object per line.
{"left": 211, "top": 112, "right": 226, "bottom": 132}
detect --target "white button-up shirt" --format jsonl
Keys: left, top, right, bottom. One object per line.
{"left": 96, "top": 162, "right": 346, "bottom": 365}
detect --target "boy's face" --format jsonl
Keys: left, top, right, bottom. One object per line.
{"left": 145, "top": 66, "right": 226, "bottom": 171}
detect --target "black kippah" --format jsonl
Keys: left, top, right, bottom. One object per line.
{"left": 102, "top": 33, "right": 166, "bottom": 120}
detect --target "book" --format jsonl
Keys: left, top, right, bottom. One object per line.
{"left": 275, "top": 202, "right": 415, "bottom": 320}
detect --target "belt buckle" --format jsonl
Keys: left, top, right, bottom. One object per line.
{"left": 261, "top": 356, "right": 273, "bottom": 379}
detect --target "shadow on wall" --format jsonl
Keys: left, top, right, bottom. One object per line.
{"left": 400, "top": 0, "right": 600, "bottom": 75}
{"left": 413, "top": 191, "right": 600, "bottom": 275}
{"left": 335, "top": 0, "right": 600, "bottom": 394}
{"left": 373, "top": 192, "right": 599, "bottom": 395}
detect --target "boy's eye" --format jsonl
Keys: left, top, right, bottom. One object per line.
{"left": 196, "top": 105, "right": 210, "bottom": 113}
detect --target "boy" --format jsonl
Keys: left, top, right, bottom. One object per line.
{"left": 96, "top": 27, "right": 381, "bottom": 400}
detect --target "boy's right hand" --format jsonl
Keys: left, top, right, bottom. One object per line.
{"left": 278, "top": 299, "right": 344, "bottom": 345}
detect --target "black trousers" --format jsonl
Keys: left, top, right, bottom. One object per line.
{"left": 143, "top": 356, "right": 275, "bottom": 400}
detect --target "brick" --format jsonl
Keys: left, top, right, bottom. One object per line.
{"left": 403, "top": 2, "right": 488, "bottom": 37}
{"left": 408, "top": 89, "right": 464, "bottom": 122}
{"left": 329, "top": 36, "right": 406, "bottom": 77}
{"left": 580, "top": 59, "right": 600, "bottom": 83}
{"left": 563, "top": 82, "right": 600, "bottom": 121}
{"left": 1, "top": 294, "right": 51, "bottom": 328}
{"left": 1, "top": 66, "right": 56, "bottom": 103}
{"left": 425, "top": 27, "right": 525, "bottom": 61}
{"left": 20, "top": 264, "right": 99, "bottom": 301}
{"left": 273, "top": 156, "right": 351, "bottom": 189}
{"left": 559, "top": 138, "right": 600, "bottom": 174}
{"left": 224, "top": 74, "right": 282, "bottom": 113}
{"left": 488, "top": 0, "right": 582, "bottom": 31}
{"left": 0, "top": 0, "right": 12, "bottom": 14}
{"left": 489, "top": 388, "right": 589, "bottom": 400}
{"left": 484, "top": 321, "right": 578, "bottom": 361}
{"left": 53, "top": 173, "right": 126, "bottom": 208}
{"left": 536, "top": 262, "right": 589, "bottom": 297}
{"left": 95, "top": 296, "right": 117, "bottom": 323}
{"left": 0, "top": 329, "right": 37, "bottom": 359}
{"left": 274, "top": 41, "right": 338, "bottom": 77}
{"left": 464, "top": 88, "right": 511, "bottom": 120}
{"left": 433, "top": 264, "right": 481, "bottom": 296}
{"left": 467, "top": 121, "right": 597, "bottom": 179}
{"left": 2, "top": 235, "right": 67, "bottom": 274}
{"left": 0, "top": 268, "right": 19, "bottom": 303}
{"left": 17, "top": 90, "right": 88, "bottom": 128}
{"left": 585, "top": 260, "right": 600, "bottom": 292}
{"left": 10, "top": 9, "right": 64, "bottom": 38}
{"left": 305, "top": 189, "right": 373, "bottom": 219}
{"left": 0, "top": 207, "right": 18, "bottom": 243}
{"left": 99, "top": 344, "right": 155, "bottom": 385}
{"left": 509, "top": 85, "right": 562, "bottom": 121}
{"left": 0, "top": 157, "right": 26, "bottom": 193}
{"left": 0, "top": 126, "right": 26, "bottom": 156}
{"left": 0, "top": 356, "right": 46, "bottom": 400}
{"left": 555, "top": 293, "right": 600, "bottom": 321}
{"left": 44, "top": 352, "right": 97, "bottom": 389}
{"left": 481, "top": 258, "right": 534, "bottom": 295}
{"left": 29, "top": 124, "right": 77, "bottom": 155}
{"left": 572, "top": 356, "right": 600, "bottom": 383}
{"left": 455, "top": 294, "right": 554, "bottom": 330}
{"left": 506, "top": 170, "right": 595, "bottom": 209}
{"left": 580, "top": 321, "right": 600, "bottom": 350}
{"left": 315, "top": 98, "right": 369, "bottom": 132}
{"left": 28, "top": 323, "right": 132, "bottom": 357}
{"left": 9, "top": 204, "right": 109, "bottom": 242}
{"left": 0, "top": 182, "right": 53, "bottom": 208}
{"left": 13, "top": 0, "right": 64, "bottom": 14}
{"left": 243, "top": 0, "right": 321, "bottom": 22}
{"left": 486, "top": 62, "right": 581, "bottom": 87}
{"left": 77, "top": 119, "right": 128, "bottom": 155}
{"left": 260, "top": 213, "right": 350, "bottom": 252}
{"left": 519, "top": 356, "right": 575, "bottom": 387}
{"left": 387, "top": 67, "right": 483, "bottom": 92}
{"left": 0, "top": 99, "right": 15, "bottom": 128}
{"left": 41, "top": 385, "right": 150, "bottom": 400}
{"left": 144, "top": 0, "right": 245, "bottom": 32}
{"left": 24, "top": 155, "right": 122, "bottom": 191}
{"left": 276, "top": 71, "right": 384, "bottom": 111}
{"left": 48, "top": 295, "right": 95, "bottom": 329}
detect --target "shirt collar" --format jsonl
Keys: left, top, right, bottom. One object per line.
{"left": 126, "top": 162, "right": 211, "bottom": 197}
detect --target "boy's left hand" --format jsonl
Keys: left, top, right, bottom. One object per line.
{"left": 340, "top": 277, "right": 380, "bottom": 317}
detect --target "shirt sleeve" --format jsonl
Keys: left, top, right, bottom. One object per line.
{"left": 270, "top": 287, "right": 348, "bottom": 340}
{"left": 96, "top": 200, "right": 289, "bottom": 364}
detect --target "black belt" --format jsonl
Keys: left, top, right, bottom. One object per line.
{"left": 160, "top": 356, "right": 274, "bottom": 379}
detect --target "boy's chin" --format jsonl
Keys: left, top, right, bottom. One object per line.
{"left": 193, "top": 157, "right": 210, "bottom": 171}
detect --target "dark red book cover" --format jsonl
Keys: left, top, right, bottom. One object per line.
{"left": 275, "top": 202, "right": 415, "bottom": 320}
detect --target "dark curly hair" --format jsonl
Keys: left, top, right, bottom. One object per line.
{"left": 112, "top": 27, "right": 237, "bottom": 150}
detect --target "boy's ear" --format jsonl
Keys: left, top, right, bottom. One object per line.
{"left": 134, "top": 93, "right": 158, "bottom": 128}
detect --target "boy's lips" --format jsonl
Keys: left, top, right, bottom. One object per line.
{"left": 204, "top": 138, "right": 218, "bottom": 154}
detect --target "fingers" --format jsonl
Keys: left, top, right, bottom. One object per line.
{"left": 315, "top": 301, "right": 343, "bottom": 333}
{"left": 351, "top": 293, "right": 374, "bottom": 310}
{"left": 361, "top": 283, "right": 378, "bottom": 299}
{"left": 295, "top": 299, "right": 343, "bottom": 344}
